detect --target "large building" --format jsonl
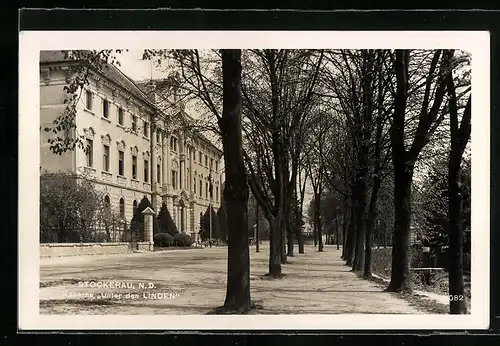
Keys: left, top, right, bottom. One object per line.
{"left": 39, "top": 51, "right": 223, "bottom": 243}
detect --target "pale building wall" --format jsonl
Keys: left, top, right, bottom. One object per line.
{"left": 40, "top": 59, "right": 223, "bottom": 243}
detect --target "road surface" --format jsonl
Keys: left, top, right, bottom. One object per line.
{"left": 40, "top": 244, "right": 421, "bottom": 314}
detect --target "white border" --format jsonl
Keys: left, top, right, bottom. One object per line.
{"left": 19, "top": 31, "right": 490, "bottom": 330}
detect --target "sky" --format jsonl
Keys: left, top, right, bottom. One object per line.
{"left": 114, "top": 49, "right": 166, "bottom": 81}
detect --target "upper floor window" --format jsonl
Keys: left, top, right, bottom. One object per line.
{"left": 118, "top": 150, "right": 124, "bottom": 176}
{"left": 85, "top": 139, "right": 93, "bottom": 167}
{"left": 132, "top": 115, "right": 137, "bottom": 132}
{"left": 103, "top": 145, "right": 110, "bottom": 172}
{"left": 193, "top": 178, "right": 196, "bottom": 193}
{"left": 199, "top": 179, "right": 202, "bottom": 196}
{"left": 210, "top": 158, "right": 214, "bottom": 170}
{"left": 157, "top": 163, "right": 161, "bottom": 183}
{"left": 199, "top": 152, "right": 202, "bottom": 163}
{"left": 144, "top": 160, "right": 149, "bottom": 182}
{"left": 170, "top": 137, "right": 178, "bottom": 152}
{"left": 85, "top": 90, "right": 93, "bottom": 110}
{"left": 143, "top": 121, "right": 149, "bottom": 138}
{"left": 131, "top": 155, "right": 137, "bottom": 180}
{"left": 205, "top": 154, "right": 208, "bottom": 167}
{"left": 215, "top": 161, "right": 219, "bottom": 172}
{"left": 171, "top": 170, "right": 177, "bottom": 189}
{"left": 216, "top": 186, "right": 219, "bottom": 202}
{"left": 118, "top": 108, "right": 124, "bottom": 126}
{"left": 102, "top": 99, "right": 109, "bottom": 119}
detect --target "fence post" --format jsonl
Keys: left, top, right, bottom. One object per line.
{"left": 142, "top": 207, "right": 155, "bottom": 251}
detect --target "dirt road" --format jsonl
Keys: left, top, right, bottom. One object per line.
{"left": 40, "top": 245, "right": 421, "bottom": 314}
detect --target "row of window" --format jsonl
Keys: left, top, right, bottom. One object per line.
{"left": 85, "top": 138, "right": 154, "bottom": 182}
{"left": 85, "top": 89, "right": 219, "bottom": 173}
{"left": 104, "top": 195, "right": 139, "bottom": 219}
{"left": 85, "top": 90, "right": 150, "bottom": 138}
{"left": 86, "top": 139, "right": 219, "bottom": 202}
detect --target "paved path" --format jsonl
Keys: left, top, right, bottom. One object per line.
{"left": 40, "top": 245, "right": 421, "bottom": 314}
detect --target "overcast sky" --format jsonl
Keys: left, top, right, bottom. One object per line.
{"left": 114, "top": 49, "right": 166, "bottom": 81}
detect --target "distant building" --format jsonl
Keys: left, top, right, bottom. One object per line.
{"left": 39, "top": 51, "right": 223, "bottom": 243}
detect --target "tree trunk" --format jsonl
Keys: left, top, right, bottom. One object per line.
{"left": 353, "top": 177, "right": 367, "bottom": 272}
{"left": 315, "top": 193, "right": 324, "bottom": 252}
{"left": 448, "top": 165, "right": 466, "bottom": 313}
{"left": 364, "top": 175, "right": 381, "bottom": 277}
{"left": 386, "top": 162, "right": 413, "bottom": 293}
{"left": 335, "top": 213, "right": 340, "bottom": 250}
{"left": 269, "top": 216, "right": 282, "bottom": 276}
{"left": 255, "top": 203, "right": 260, "bottom": 253}
{"left": 345, "top": 204, "right": 356, "bottom": 266}
{"left": 446, "top": 81, "right": 471, "bottom": 314}
{"left": 220, "top": 49, "right": 251, "bottom": 313}
{"left": 313, "top": 219, "right": 318, "bottom": 247}
{"left": 286, "top": 201, "right": 294, "bottom": 257}
{"left": 341, "top": 203, "right": 349, "bottom": 259}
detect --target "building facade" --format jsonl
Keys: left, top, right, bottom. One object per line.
{"left": 40, "top": 51, "right": 223, "bottom": 243}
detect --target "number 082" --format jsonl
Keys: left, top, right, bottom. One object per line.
{"left": 449, "top": 295, "right": 464, "bottom": 301}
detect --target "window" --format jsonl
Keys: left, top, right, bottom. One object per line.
{"left": 199, "top": 179, "right": 202, "bottom": 196}
{"left": 143, "top": 121, "right": 149, "bottom": 137}
{"left": 85, "top": 90, "right": 93, "bottom": 110}
{"left": 157, "top": 164, "right": 161, "bottom": 183}
{"left": 119, "top": 198, "right": 125, "bottom": 219}
{"left": 171, "top": 170, "right": 177, "bottom": 189}
{"left": 179, "top": 171, "right": 183, "bottom": 189}
{"left": 132, "top": 115, "right": 137, "bottom": 132}
{"left": 210, "top": 158, "right": 214, "bottom": 170}
{"left": 170, "top": 137, "right": 178, "bottom": 151}
{"left": 193, "top": 149, "right": 196, "bottom": 162}
{"left": 193, "top": 178, "right": 196, "bottom": 193}
{"left": 199, "top": 152, "right": 202, "bottom": 163}
{"left": 216, "top": 186, "right": 219, "bottom": 202}
{"left": 85, "top": 139, "right": 93, "bottom": 167}
{"left": 133, "top": 200, "right": 138, "bottom": 215}
{"left": 215, "top": 161, "right": 219, "bottom": 172}
{"left": 118, "top": 150, "right": 124, "bottom": 176}
{"left": 205, "top": 155, "right": 208, "bottom": 167}
{"left": 205, "top": 182, "right": 208, "bottom": 198}
{"left": 209, "top": 182, "right": 213, "bottom": 199}
{"left": 118, "top": 108, "right": 124, "bottom": 125}
{"left": 156, "top": 130, "right": 161, "bottom": 144}
{"left": 104, "top": 195, "right": 110, "bottom": 209}
{"left": 103, "top": 145, "right": 110, "bottom": 172}
{"left": 102, "top": 99, "right": 109, "bottom": 119}
{"left": 132, "top": 155, "right": 137, "bottom": 179}
{"left": 144, "top": 160, "right": 149, "bottom": 182}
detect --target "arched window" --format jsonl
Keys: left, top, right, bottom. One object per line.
{"left": 119, "top": 198, "right": 125, "bottom": 219}
{"left": 133, "top": 200, "right": 138, "bottom": 215}
{"left": 104, "top": 195, "right": 110, "bottom": 209}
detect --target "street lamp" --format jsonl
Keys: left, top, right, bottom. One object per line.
{"left": 209, "top": 161, "right": 213, "bottom": 248}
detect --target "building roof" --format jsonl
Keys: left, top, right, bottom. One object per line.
{"left": 40, "top": 50, "right": 153, "bottom": 107}
{"left": 40, "top": 50, "right": 223, "bottom": 157}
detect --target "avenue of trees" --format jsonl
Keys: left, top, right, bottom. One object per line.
{"left": 44, "top": 48, "right": 472, "bottom": 314}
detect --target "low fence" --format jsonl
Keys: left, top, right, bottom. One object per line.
{"left": 40, "top": 242, "right": 135, "bottom": 258}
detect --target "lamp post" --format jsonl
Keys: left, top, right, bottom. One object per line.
{"left": 209, "top": 161, "right": 213, "bottom": 248}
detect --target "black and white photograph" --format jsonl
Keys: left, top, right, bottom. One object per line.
{"left": 18, "top": 31, "right": 490, "bottom": 330}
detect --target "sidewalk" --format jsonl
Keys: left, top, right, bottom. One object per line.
{"left": 39, "top": 245, "right": 422, "bottom": 314}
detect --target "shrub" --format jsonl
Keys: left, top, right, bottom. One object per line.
{"left": 153, "top": 233, "right": 174, "bottom": 247}
{"left": 157, "top": 202, "right": 178, "bottom": 236}
{"left": 200, "top": 206, "right": 221, "bottom": 241}
{"left": 173, "top": 233, "right": 194, "bottom": 247}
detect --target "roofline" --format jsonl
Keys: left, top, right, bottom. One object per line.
{"left": 41, "top": 59, "right": 224, "bottom": 157}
